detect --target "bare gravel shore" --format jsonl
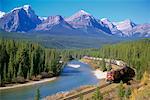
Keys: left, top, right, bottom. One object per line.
{"left": 0, "top": 77, "right": 57, "bottom": 91}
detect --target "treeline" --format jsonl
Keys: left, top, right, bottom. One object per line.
{"left": 0, "top": 39, "right": 63, "bottom": 86}
{"left": 60, "top": 49, "right": 91, "bottom": 61}
{"left": 59, "top": 39, "right": 150, "bottom": 80}
{"left": 86, "top": 39, "right": 150, "bottom": 80}
{"left": 62, "top": 39, "right": 150, "bottom": 80}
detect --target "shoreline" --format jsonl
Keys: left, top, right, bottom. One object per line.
{"left": 0, "top": 77, "right": 57, "bottom": 91}
{"left": 80, "top": 59, "right": 107, "bottom": 80}
{"left": 93, "top": 69, "right": 107, "bottom": 80}
{"left": 45, "top": 60, "right": 106, "bottom": 99}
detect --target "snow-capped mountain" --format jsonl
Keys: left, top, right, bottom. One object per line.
{"left": 35, "top": 15, "right": 74, "bottom": 32}
{"left": 0, "top": 11, "right": 5, "bottom": 18}
{"left": 100, "top": 18, "right": 115, "bottom": 29}
{"left": 130, "top": 24, "right": 150, "bottom": 37}
{"left": 65, "top": 10, "right": 100, "bottom": 29}
{"left": 113, "top": 19, "right": 136, "bottom": 36}
{"left": 38, "top": 17, "right": 47, "bottom": 21}
{"left": 100, "top": 18, "right": 123, "bottom": 36}
{"left": 100, "top": 18, "right": 150, "bottom": 37}
{"left": 0, "top": 5, "right": 149, "bottom": 37}
{"left": 0, "top": 5, "right": 41, "bottom": 32}
{"left": 65, "top": 10, "right": 111, "bottom": 34}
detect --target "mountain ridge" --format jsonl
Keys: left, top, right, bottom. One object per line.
{"left": 0, "top": 5, "right": 149, "bottom": 37}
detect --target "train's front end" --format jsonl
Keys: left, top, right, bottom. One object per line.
{"left": 106, "top": 71, "right": 114, "bottom": 83}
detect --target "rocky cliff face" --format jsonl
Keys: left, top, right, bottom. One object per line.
{"left": 35, "top": 15, "right": 72, "bottom": 31}
{"left": 0, "top": 5, "right": 41, "bottom": 32}
{"left": 65, "top": 10, "right": 111, "bottom": 34}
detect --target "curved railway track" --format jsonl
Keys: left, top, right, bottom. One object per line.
{"left": 63, "top": 82, "right": 110, "bottom": 100}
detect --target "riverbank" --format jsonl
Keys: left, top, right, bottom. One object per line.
{"left": 0, "top": 77, "right": 57, "bottom": 91}
{"left": 44, "top": 60, "right": 107, "bottom": 99}
{"left": 44, "top": 79, "right": 109, "bottom": 100}
{"left": 80, "top": 59, "right": 107, "bottom": 80}
{"left": 93, "top": 69, "right": 107, "bottom": 80}
{"left": 45, "top": 58, "right": 150, "bottom": 100}
{"left": 44, "top": 85, "right": 96, "bottom": 100}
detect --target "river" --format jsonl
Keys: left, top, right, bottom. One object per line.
{"left": 0, "top": 60, "right": 99, "bottom": 100}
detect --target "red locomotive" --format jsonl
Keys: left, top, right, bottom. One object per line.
{"left": 106, "top": 66, "right": 135, "bottom": 82}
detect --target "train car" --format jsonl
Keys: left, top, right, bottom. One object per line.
{"left": 106, "top": 66, "right": 135, "bottom": 82}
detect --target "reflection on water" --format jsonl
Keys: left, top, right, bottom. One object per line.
{"left": 0, "top": 60, "right": 99, "bottom": 100}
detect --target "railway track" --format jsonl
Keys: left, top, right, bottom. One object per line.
{"left": 60, "top": 57, "right": 134, "bottom": 100}
{"left": 63, "top": 82, "right": 110, "bottom": 100}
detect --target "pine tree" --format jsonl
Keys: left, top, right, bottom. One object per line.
{"left": 21, "top": 48, "right": 30, "bottom": 78}
{"left": 0, "top": 39, "right": 66, "bottom": 84}
{"left": 106, "top": 62, "right": 112, "bottom": 71}
{"left": 8, "top": 53, "right": 14, "bottom": 82}
{"left": 92, "top": 87, "right": 103, "bottom": 100}
{"left": 34, "top": 88, "right": 40, "bottom": 100}
{"left": 136, "top": 60, "right": 142, "bottom": 80}
{"left": 101, "top": 58, "right": 106, "bottom": 72}
{"left": 17, "top": 64, "right": 23, "bottom": 77}
{"left": 30, "top": 52, "right": 34, "bottom": 77}
{"left": 0, "top": 43, "right": 9, "bottom": 86}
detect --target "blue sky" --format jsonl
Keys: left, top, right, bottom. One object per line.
{"left": 0, "top": 0, "right": 149, "bottom": 23}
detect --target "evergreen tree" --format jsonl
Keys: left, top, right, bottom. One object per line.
{"left": 30, "top": 52, "right": 34, "bottom": 77}
{"left": 0, "top": 43, "right": 9, "bottom": 86}
{"left": 8, "top": 54, "right": 14, "bottom": 82}
{"left": 101, "top": 58, "right": 106, "bottom": 72}
{"left": 106, "top": 62, "right": 112, "bottom": 71}
{"left": 92, "top": 87, "right": 103, "bottom": 100}
{"left": 34, "top": 88, "right": 40, "bottom": 100}
{"left": 20, "top": 48, "right": 30, "bottom": 78}
{"left": 136, "top": 60, "right": 142, "bottom": 80}
{"left": 0, "top": 38, "right": 149, "bottom": 85}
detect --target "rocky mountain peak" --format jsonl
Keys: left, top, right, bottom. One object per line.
{"left": 45, "top": 15, "right": 64, "bottom": 24}
{"left": 23, "top": 5, "right": 31, "bottom": 11}
{"left": 77, "top": 10, "right": 90, "bottom": 15}
{"left": 65, "top": 10, "right": 92, "bottom": 22}
{"left": 100, "top": 18, "right": 115, "bottom": 29}
{"left": 0, "top": 11, "right": 5, "bottom": 18}
{"left": 114, "top": 19, "right": 136, "bottom": 31}
{"left": 0, "top": 5, "right": 41, "bottom": 32}
{"left": 0, "top": 5, "right": 149, "bottom": 37}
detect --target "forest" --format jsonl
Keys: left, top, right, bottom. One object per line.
{"left": 84, "top": 39, "right": 150, "bottom": 80}
{"left": 0, "top": 38, "right": 149, "bottom": 87}
{"left": 0, "top": 39, "right": 64, "bottom": 86}
{"left": 60, "top": 39, "right": 150, "bottom": 80}
{"left": 59, "top": 39, "right": 150, "bottom": 81}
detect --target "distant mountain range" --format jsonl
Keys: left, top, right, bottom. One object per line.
{"left": 0, "top": 5, "right": 150, "bottom": 37}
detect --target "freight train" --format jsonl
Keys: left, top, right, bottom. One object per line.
{"left": 83, "top": 56, "right": 135, "bottom": 82}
